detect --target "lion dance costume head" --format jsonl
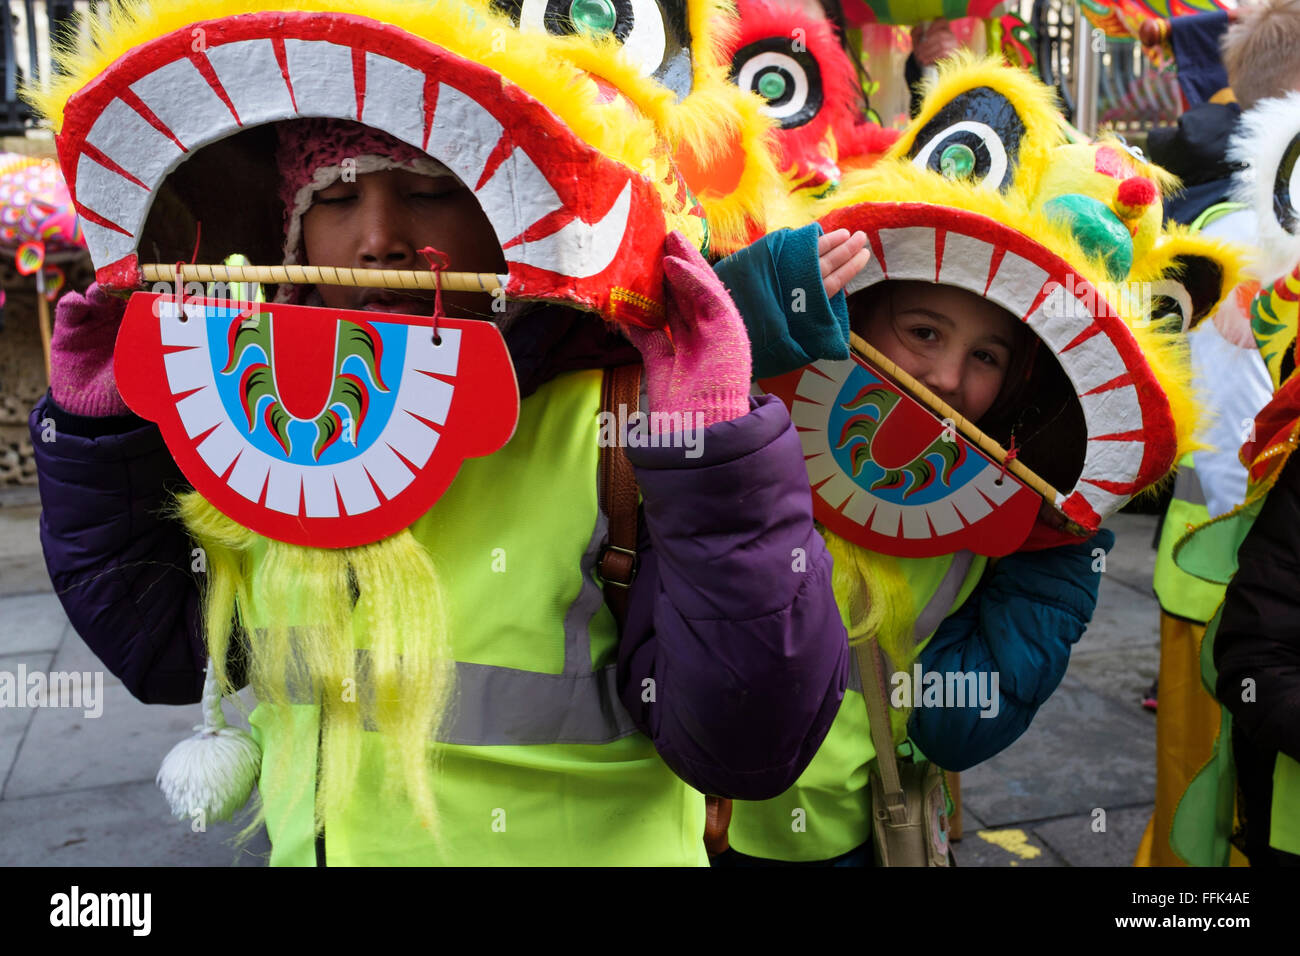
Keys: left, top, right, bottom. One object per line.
{"left": 719, "top": 0, "right": 898, "bottom": 195}
{"left": 1226, "top": 90, "right": 1300, "bottom": 500}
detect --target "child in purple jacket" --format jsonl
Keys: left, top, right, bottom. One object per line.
{"left": 32, "top": 119, "right": 850, "bottom": 865}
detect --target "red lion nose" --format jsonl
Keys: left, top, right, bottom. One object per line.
{"left": 1115, "top": 176, "right": 1158, "bottom": 222}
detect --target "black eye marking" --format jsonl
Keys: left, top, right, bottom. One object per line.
{"left": 909, "top": 87, "right": 1026, "bottom": 192}
{"left": 729, "top": 37, "right": 823, "bottom": 129}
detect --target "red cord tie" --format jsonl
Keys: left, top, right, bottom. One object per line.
{"left": 997, "top": 434, "right": 1018, "bottom": 485}
{"left": 172, "top": 222, "right": 203, "bottom": 319}
{"left": 174, "top": 260, "right": 187, "bottom": 316}
{"left": 419, "top": 246, "right": 448, "bottom": 344}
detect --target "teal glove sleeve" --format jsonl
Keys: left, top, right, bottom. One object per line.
{"left": 712, "top": 224, "right": 850, "bottom": 380}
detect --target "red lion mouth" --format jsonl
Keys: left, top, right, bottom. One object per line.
{"left": 817, "top": 202, "right": 1178, "bottom": 534}
{"left": 57, "top": 11, "right": 678, "bottom": 324}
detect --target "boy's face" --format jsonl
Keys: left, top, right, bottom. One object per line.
{"left": 852, "top": 281, "right": 1019, "bottom": 423}
{"left": 301, "top": 168, "right": 507, "bottom": 319}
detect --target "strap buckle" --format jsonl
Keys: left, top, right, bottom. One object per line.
{"left": 597, "top": 543, "right": 639, "bottom": 589}
{"left": 883, "top": 789, "right": 910, "bottom": 826}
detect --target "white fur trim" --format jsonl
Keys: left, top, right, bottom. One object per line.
{"left": 1229, "top": 91, "right": 1300, "bottom": 286}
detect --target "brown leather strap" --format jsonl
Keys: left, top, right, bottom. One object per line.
{"left": 596, "top": 365, "right": 737, "bottom": 858}
{"left": 856, "top": 638, "right": 908, "bottom": 825}
{"left": 597, "top": 364, "right": 643, "bottom": 628}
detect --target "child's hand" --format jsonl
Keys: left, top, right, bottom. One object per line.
{"left": 624, "top": 232, "right": 752, "bottom": 429}
{"left": 911, "top": 18, "right": 960, "bottom": 67}
{"left": 49, "top": 283, "right": 132, "bottom": 417}
{"left": 819, "top": 228, "right": 872, "bottom": 300}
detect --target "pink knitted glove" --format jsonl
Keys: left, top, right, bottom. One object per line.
{"left": 625, "top": 232, "right": 753, "bottom": 430}
{"left": 49, "top": 282, "right": 131, "bottom": 417}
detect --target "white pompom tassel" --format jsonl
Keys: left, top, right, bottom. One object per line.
{"left": 157, "top": 659, "right": 261, "bottom": 823}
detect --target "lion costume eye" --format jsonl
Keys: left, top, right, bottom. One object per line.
{"left": 730, "top": 39, "right": 823, "bottom": 128}
{"left": 908, "top": 87, "right": 1026, "bottom": 191}
{"left": 1273, "top": 129, "right": 1300, "bottom": 234}
{"left": 1149, "top": 278, "right": 1196, "bottom": 333}
{"left": 498, "top": 0, "right": 692, "bottom": 97}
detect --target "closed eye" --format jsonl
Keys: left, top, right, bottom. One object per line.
{"left": 313, "top": 191, "right": 357, "bottom": 206}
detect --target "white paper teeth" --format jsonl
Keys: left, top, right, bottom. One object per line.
{"left": 206, "top": 39, "right": 297, "bottom": 127}
{"left": 877, "top": 226, "right": 936, "bottom": 282}
{"left": 282, "top": 39, "right": 356, "bottom": 117}
{"left": 937, "top": 233, "right": 995, "bottom": 292}
{"left": 984, "top": 250, "right": 1049, "bottom": 319}
{"left": 131, "top": 56, "right": 230, "bottom": 150}
{"left": 1078, "top": 384, "right": 1142, "bottom": 439}
{"left": 74, "top": 37, "right": 633, "bottom": 283}
{"left": 504, "top": 180, "right": 633, "bottom": 279}
{"left": 83, "top": 97, "right": 183, "bottom": 189}
{"left": 360, "top": 52, "right": 428, "bottom": 147}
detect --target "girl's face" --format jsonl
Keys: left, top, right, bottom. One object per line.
{"left": 853, "top": 281, "right": 1021, "bottom": 423}
{"left": 300, "top": 168, "right": 506, "bottom": 319}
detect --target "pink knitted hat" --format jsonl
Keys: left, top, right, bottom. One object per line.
{"left": 275, "top": 118, "right": 453, "bottom": 274}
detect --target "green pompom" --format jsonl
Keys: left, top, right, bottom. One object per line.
{"left": 1043, "top": 194, "right": 1134, "bottom": 281}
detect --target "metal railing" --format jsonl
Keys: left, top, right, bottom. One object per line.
{"left": 1031, "top": 0, "right": 1184, "bottom": 138}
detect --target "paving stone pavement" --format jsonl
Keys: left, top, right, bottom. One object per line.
{"left": 0, "top": 487, "right": 1163, "bottom": 866}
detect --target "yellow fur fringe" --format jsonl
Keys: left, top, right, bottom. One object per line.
{"left": 175, "top": 492, "right": 454, "bottom": 838}
{"left": 824, "top": 531, "right": 917, "bottom": 745}
{"left": 31, "top": 1, "right": 651, "bottom": 172}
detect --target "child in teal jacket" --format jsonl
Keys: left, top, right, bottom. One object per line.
{"left": 712, "top": 224, "right": 1112, "bottom": 863}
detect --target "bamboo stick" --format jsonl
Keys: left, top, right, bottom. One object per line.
{"left": 36, "top": 291, "right": 53, "bottom": 385}
{"left": 947, "top": 771, "right": 962, "bottom": 842}
{"left": 848, "top": 331, "right": 1061, "bottom": 504}
{"left": 141, "top": 262, "right": 506, "bottom": 294}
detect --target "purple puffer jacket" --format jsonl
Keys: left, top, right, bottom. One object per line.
{"left": 30, "top": 307, "right": 848, "bottom": 801}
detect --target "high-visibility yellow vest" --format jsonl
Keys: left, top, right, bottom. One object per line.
{"left": 247, "top": 369, "right": 707, "bottom": 865}
{"left": 1153, "top": 455, "right": 1228, "bottom": 623}
{"left": 727, "top": 548, "right": 987, "bottom": 862}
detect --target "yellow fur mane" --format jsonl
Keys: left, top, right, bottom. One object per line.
{"left": 28, "top": 0, "right": 783, "bottom": 250}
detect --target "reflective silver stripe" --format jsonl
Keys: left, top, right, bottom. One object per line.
{"left": 845, "top": 550, "right": 976, "bottom": 693}
{"left": 439, "top": 510, "right": 638, "bottom": 745}
{"left": 278, "top": 651, "right": 639, "bottom": 745}
{"left": 439, "top": 660, "right": 638, "bottom": 745}
{"left": 912, "top": 550, "right": 975, "bottom": 644}
{"left": 265, "top": 508, "right": 640, "bottom": 746}
{"left": 562, "top": 507, "right": 610, "bottom": 676}
{"left": 1172, "top": 462, "right": 1207, "bottom": 507}
{"left": 846, "top": 642, "right": 864, "bottom": 693}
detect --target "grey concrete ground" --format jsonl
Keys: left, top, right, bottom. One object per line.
{"left": 0, "top": 485, "right": 1164, "bottom": 866}
{"left": 0, "top": 486, "right": 270, "bottom": 866}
